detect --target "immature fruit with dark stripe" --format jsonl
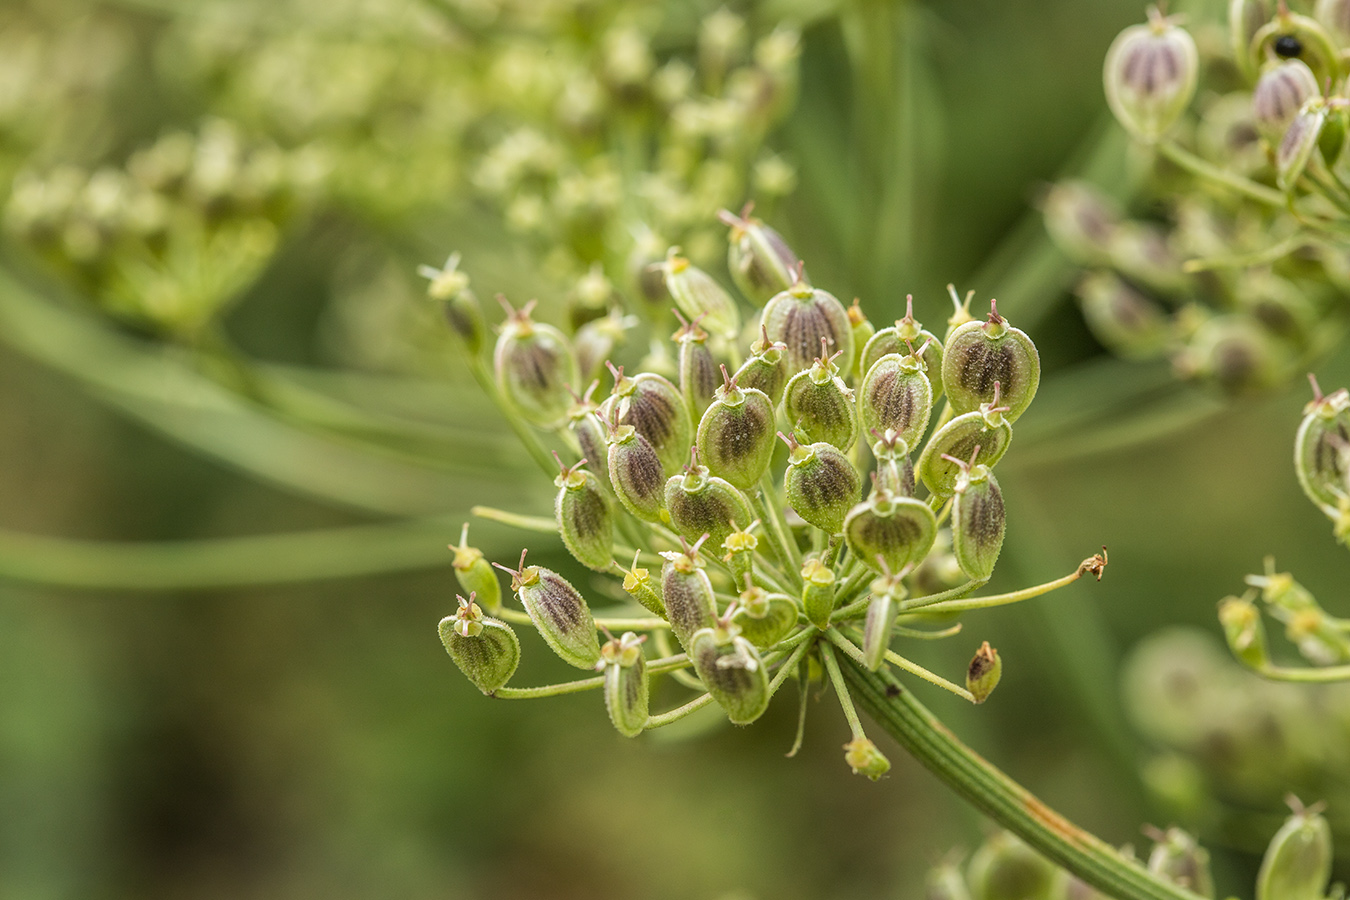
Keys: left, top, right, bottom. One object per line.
{"left": 860, "top": 295, "right": 943, "bottom": 395}
{"left": 1103, "top": 8, "right": 1198, "bottom": 141}
{"left": 942, "top": 300, "right": 1039, "bottom": 422}
{"left": 606, "top": 421, "right": 668, "bottom": 523}
{"left": 843, "top": 487, "right": 938, "bottom": 574}
{"left": 599, "top": 631, "right": 649, "bottom": 738}
{"left": 783, "top": 341, "right": 857, "bottom": 451}
{"left": 917, "top": 388, "right": 1013, "bottom": 498}
{"left": 439, "top": 594, "right": 520, "bottom": 693}
{"left": 554, "top": 454, "right": 614, "bottom": 572}
{"left": 494, "top": 298, "right": 580, "bottom": 429}
{"left": 720, "top": 204, "right": 802, "bottom": 305}
{"left": 658, "top": 247, "right": 740, "bottom": 339}
{"left": 1295, "top": 377, "right": 1350, "bottom": 510}
{"left": 689, "top": 624, "right": 770, "bottom": 724}
{"left": 761, "top": 269, "right": 854, "bottom": 375}
{"left": 602, "top": 363, "right": 692, "bottom": 477}
{"left": 860, "top": 344, "right": 933, "bottom": 449}
{"left": 660, "top": 538, "right": 718, "bottom": 649}
{"left": 674, "top": 311, "right": 720, "bottom": 418}
{"left": 733, "top": 324, "right": 789, "bottom": 405}
{"left": 1253, "top": 60, "right": 1320, "bottom": 144}
{"left": 664, "top": 447, "right": 755, "bottom": 550}
{"left": 782, "top": 432, "right": 860, "bottom": 534}
{"left": 697, "top": 366, "right": 777, "bottom": 490}
{"left": 948, "top": 452, "right": 1006, "bottom": 581}
{"left": 499, "top": 551, "right": 601, "bottom": 669}
{"left": 567, "top": 382, "right": 612, "bottom": 492}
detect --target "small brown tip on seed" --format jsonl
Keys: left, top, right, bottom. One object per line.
{"left": 793, "top": 259, "right": 806, "bottom": 284}
{"left": 741, "top": 200, "right": 754, "bottom": 219}
{"left": 721, "top": 364, "right": 735, "bottom": 391}
{"left": 988, "top": 298, "right": 1003, "bottom": 324}
{"left": 495, "top": 293, "right": 514, "bottom": 316}
{"left": 1309, "top": 372, "right": 1324, "bottom": 401}
{"left": 776, "top": 430, "right": 797, "bottom": 450}
{"left": 905, "top": 294, "right": 914, "bottom": 320}
{"left": 716, "top": 208, "right": 740, "bottom": 228}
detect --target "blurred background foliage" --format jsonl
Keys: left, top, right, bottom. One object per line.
{"left": 3, "top": 0, "right": 1350, "bottom": 898}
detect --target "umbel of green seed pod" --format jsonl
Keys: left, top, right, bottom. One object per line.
{"left": 942, "top": 300, "right": 1039, "bottom": 422}
{"left": 659, "top": 247, "right": 741, "bottom": 339}
{"left": 618, "top": 552, "right": 666, "bottom": 618}
{"left": 606, "top": 421, "right": 668, "bottom": 523}
{"left": 1276, "top": 98, "right": 1328, "bottom": 192}
{"left": 1295, "top": 379, "right": 1350, "bottom": 510}
{"left": 554, "top": 455, "right": 614, "bottom": 572}
{"left": 843, "top": 737, "right": 890, "bottom": 781}
{"left": 420, "top": 252, "right": 485, "bottom": 355}
{"left": 664, "top": 448, "right": 755, "bottom": 550}
{"left": 783, "top": 342, "right": 857, "bottom": 451}
{"left": 1218, "top": 595, "right": 1270, "bottom": 669}
{"left": 860, "top": 296, "right": 944, "bottom": 391}
{"left": 567, "top": 383, "right": 612, "bottom": 493}
{"left": 918, "top": 389, "right": 1014, "bottom": 498}
{"left": 602, "top": 364, "right": 692, "bottom": 477}
{"left": 674, "top": 311, "right": 720, "bottom": 418}
{"left": 1252, "top": 60, "right": 1320, "bottom": 145}
{"left": 451, "top": 523, "right": 501, "bottom": 614}
{"left": 761, "top": 269, "right": 854, "bottom": 375}
{"left": 1145, "top": 827, "right": 1214, "bottom": 897}
{"left": 439, "top": 594, "right": 520, "bottom": 694}
{"left": 731, "top": 584, "right": 798, "bottom": 648}
{"left": 660, "top": 539, "right": 719, "bottom": 648}
{"left": 501, "top": 551, "right": 602, "bottom": 669}
{"left": 493, "top": 298, "right": 580, "bottom": 430}
{"left": 719, "top": 204, "right": 802, "bottom": 305}
{"left": 871, "top": 430, "right": 916, "bottom": 496}
{"left": 801, "top": 557, "right": 837, "bottom": 629}
{"left": 782, "top": 432, "right": 860, "bottom": 534}
{"left": 697, "top": 367, "right": 777, "bottom": 490}
{"left": 1256, "top": 799, "right": 1333, "bottom": 900}
{"left": 860, "top": 345, "right": 933, "bottom": 449}
{"left": 689, "top": 624, "right": 770, "bottom": 725}
{"left": 968, "top": 833, "right": 1057, "bottom": 900}
{"left": 1103, "top": 8, "right": 1199, "bottom": 142}
{"left": 965, "top": 641, "right": 1002, "bottom": 704}
{"left": 733, "top": 324, "right": 789, "bottom": 405}
{"left": 844, "top": 486, "right": 938, "bottom": 574}
{"left": 599, "top": 631, "right": 649, "bottom": 738}
{"left": 950, "top": 455, "right": 1006, "bottom": 581}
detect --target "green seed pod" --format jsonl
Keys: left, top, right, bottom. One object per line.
{"left": 942, "top": 301, "right": 1039, "bottom": 422}
{"left": 602, "top": 364, "right": 693, "bottom": 477}
{"left": 862, "top": 568, "right": 906, "bottom": 670}
{"left": 965, "top": 641, "right": 1002, "bottom": 705}
{"left": 844, "top": 488, "right": 938, "bottom": 574}
{"left": 438, "top": 594, "right": 520, "bottom": 694}
{"left": 801, "top": 556, "right": 837, "bottom": 629}
{"left": 674, "top": 311, "right": 721, "bottom": 418}
{"left": 660, "top": 540, "right": 719, "bottom": 648}
{"left": 950, "top": 460, "right": 1006, "bottom": 581}
{"left": 731, "top": 584, "right": 798, "bottom": 648}
{"left": 1146, "top": 827, "right": 1215, "bottom": 898}
{"left": 1103, "top": 9, "right": 1199, "bottom": 142}
{"left": 554, "top": 455, "right": 615, "bottom": 572}
{"left": 871, "top": 430, "right": 916, "bottom": 497}
{"left": 1276, "top": 98, "right": 1327, "bottom": 192}
{"left": 968, "top": 832, "right": 1056, "bottom": 900}
{"left": 1218, "top": 595, "right": 1270, "bottom": 669}
{"left": 503, "top": 553, "right": 602, "bottom": 669}
{"left": 860, "top": 296, "right": 944, "bottom": 394}
{"left": 1075, "top": 271, "right": 1170, "bottom": 361}
{"left": 493, "top": 298, "right": 580, "bottom": 430}
{"left": 451, "top": 523, "right": 502, "bottom": 614}
{"left": 860, "top": 347, "right": 933, "bottom": 449}
{"left": 664, "top": 449, "right": 755, "bottom": 550}
{"left": 1232, "top": 0, "right": 1272, "bottom": 83}
{"left": 721, "top": 523, "right": 760, "bottom": 591}
{"left": 659, "top": 247, "right": 740, "bottom": 340}
{"left": 420, "top": 253, "right": 486, "bottom": 355}
{"left": 719, "top": 204, "right": 802, "bottom": 304}
{"left": 925, "top": 863, "right": 974, "bottom": 900}
{"left": 761, "top": 274, "right": 854, "bottom": 375}
{"left": 918, "top": 398, "right": 1014, "bottom": 498}
{"left": 567, "top": 383, "right": 612, "bottom": 493}
{"left": 606, "top": 423, "right": 668, "bottom": 523}
{"left": 1256, "top": 801, "right": 1333, "bottom": 900}
{"left": 1107, "top": 221, "right": 1188, "bottom": 297}
{"left": 1040, "top": 180, "right": 1121, "bottom": 266}
{"left": 618, "top": 552, "right": 666, "bottom": 618}
{"left": 1178, "top": 314, "right": 1286, "bottom": 395}
{"left": 573, "top": 309, "right": 633, "bottom": 384}
{"left": 782, "top": 432, "right": 861, "bottom": 534}
{"left": 1318, "top": 0, "right": 1350, "bottom": 42}
{"left": 689, "top": 624, "right": 771, "bottom": 724}
{"left": 846, "top": 298, "right": 875, "bottom": 381}
{"left": 1295, "top": 379, "right": 1350, "bottom": 509}
{"left": 1239, "top": 272, "right": 1319, "bottom": 347}
{"left": 599, "top": 631, "right": 649, "bottom": 738}
{"left": 783, "top": 343, "right": 858, "bottom": 451}
{"left": 696, "top": 367, "right": 777, "bottom": 490}
{"left": 733, "top": 324, "right": 789, "bottom": 405}
{"left": 1252, "top": 60, "right": 1320, "bottom": 145}
{"left": 842, "top": 737, "right": 890, "bottom": 780}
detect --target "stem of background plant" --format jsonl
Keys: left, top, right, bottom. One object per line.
{"left": 1155, "top": 140, "right": 1285, "bottom": 208}
{"left": 464, "top": 355, "right": 556, "bottom": 478}
{"left": 841, "top": 661, "right": 1207, "bottom": 900}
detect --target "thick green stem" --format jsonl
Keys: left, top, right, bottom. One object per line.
{"left": 841, "top": 660, "right": 1205, "bottom": 900}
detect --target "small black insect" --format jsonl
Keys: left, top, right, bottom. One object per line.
{"left": 1275, "top": 34, "right": 1304, "bottom": 58}
{"left": 885, "top": 684, "right": 901, "bottom": 698}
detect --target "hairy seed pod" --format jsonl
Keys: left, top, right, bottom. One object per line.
{"left": 660, "top": 542, "right": 718, "bottom": 648}
{"left": 1146, "top": 827, "right": 1215, "bottom": 898}
{"left": 733, "top": 324, "right": 789, "bottom": 405}
{"left": 554, "top": 457, "right": 614, "bottom": 572}
{"left": 493, "top": 299, "right": 580, "bottom": 430}
{"left": 918, "top": 399, "right": 1013, "bottom": 498}
{"left": 439, "top": 595, "right": 520, "bottom": 694}
{"left": 862, "top": 572, "right": 906, "bottom": 671}
{"left": 606, "top": 424, "right": 668, "bottom": 523}
{"left": 618, "top": 553, "right": 666, "bottom": 617}
{"left": 761, "top": 275, "right": 854, "bottom": 375}
{"left": 1256, "top": 802, "right": 1333, "bottom": 900}
{"left": 968, "top": 833, "right": 1057, "bottom": 900}
{"left": 599, "top": 632, "right": 649, "bottom": 738}
{"left": 843, "top": 737, "right": 891, "bottom": 780}
{"left": 1103, "top": 10, "right": 1199, "bottom": 142}
{"left": 860, "top": 349, "right": 933, "bottom": 448}
{"left": 942, "top": 302, "right": 1040, "bottom": 422}
{"left": 505, "top": 558, "right": 602, "bottom": 669}
{"left": 659, "top": 248, "right": 741, "bottom": 339}
{"left": 1218, "top": 595, "right": 1270, "bottom": 669}
{"left": 721, "top": 523, "right": 759, "bottom": 589}
{"left": 1276, "top": 98, "right": 1327, "bottom": 191}
{"left": 1253, "top": 60, "right": 1320, "bottom": 144}
{"left": 689, "top": 625, "right": 770, "bottom": 724}
{"left": 1040, "top": 180, "right": 1121, "bottom": 267}
{"left": 847, "top": 299, "right": 875, "bottom": 381}
{"left": 674, "top": 312, "right": 720, "bottom": 418}
{"left": 451, "top": 523, "right": 502, "bottom": 614}
{"left": 965, "top": 641, "right": 1002, "bottom": 704}
{"left": 568, "top": 386, "right": 612, "bottom": 493}
{"left": 731, "top": 584, "right": 798, "bottom": 648}
{"left": 871, "top": 431, "right": 916, "bottom": 497}
{"left": 844, "top": 489, "right": 938, "bottom": 574}
{"left": 783, "top": 346, "right": 857, "bottom": 450}
{"left": 697, "top": 368, "right": 777, "bottom": 490}
{"left": 801, "top": 557, "right": 837, "bottom": 629}
{"left": 861, "top": 296, "right": 944, "bottom": 391}
{"left": 783, "top": 434, "right": 861, "bottom": 534}
{"left": 665, "top": 452, "right": 755, "bottom": 550}
{"left": 602, "top": 366, "right": 693, "bottom": 477}
{"left": 1075, "top": 271, "right": 1170, "bottom": 360}
{"left": 720, "top": 205, "right": 802, "bottom": 304}
{"left": 1295, "top": 381, "right": 1350, "bottom": 509}
{"left": 420, "top": 253, "right": 486, "bottom": 355}
{"left": 951, "top": 463, "right": 1006, "bottom": 581}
